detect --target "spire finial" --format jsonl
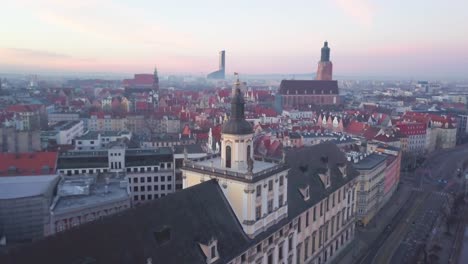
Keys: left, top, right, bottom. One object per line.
{"left": 234, "top": 72, "right": 240, "bottom": 86}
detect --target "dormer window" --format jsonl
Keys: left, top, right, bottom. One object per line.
{"left": 211, "top": 245, "right": 216, "bottom": 259}
{"left": 338, "top": 164, "right": 347, "bottom": 177}
{"left": 199, "top": 238, "right": 219, "bottom": 264}
{"left": 319, "top": 172, "right": 331, "bottom": 189}
{"left": 299, "top": 185, "right": 310, "bottom": 201}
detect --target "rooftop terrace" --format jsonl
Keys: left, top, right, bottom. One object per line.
{"left": 183, "top": 153, "right": 288, "bottom": 182}
{"left": 52, "top": 176, "right": 129, "bottom": 214}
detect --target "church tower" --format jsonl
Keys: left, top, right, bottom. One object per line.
{"left": 220, "top": 76, "right": 254, "bottom": 171}
{"left": 152, "top": 66, "right": 159, "bottom": 108}
{"left": 182, "top": 75, "right": 289, "bottom": 238}
{"left": 315, "top": 41, "right": 333, "bottom": 81}
{"left": 153, "top": 66, "right": 159, "bottom": 91}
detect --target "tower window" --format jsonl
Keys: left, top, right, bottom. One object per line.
{"left": 247, "top": 145, "right": 251, "bottom": 159}
{"left": 226, "top": 146, "right": 231, "bottom": 168}
{"left": 256, "top": 185, "right": 262, "bottom": 197}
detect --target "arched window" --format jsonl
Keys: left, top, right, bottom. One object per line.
{"left": 226, "top": 146, "right": 231, "bottom": 168}
{"left": 247, "top": 145, "right": 251, "bottom": 160}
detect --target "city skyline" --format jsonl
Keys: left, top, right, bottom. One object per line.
{"left": 1, "top": 0, "right": 468, "bottom": 79}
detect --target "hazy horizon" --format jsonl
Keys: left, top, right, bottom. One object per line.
{"left": 1, "top": 0, "right": 468, "bottom": 79}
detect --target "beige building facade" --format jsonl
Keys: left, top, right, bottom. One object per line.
{"left": 352, "top": 153, "right": 387, "bottom": 226}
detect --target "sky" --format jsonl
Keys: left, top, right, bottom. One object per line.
{"left": 0, "top": 0, "right": 468, "bottom": 79}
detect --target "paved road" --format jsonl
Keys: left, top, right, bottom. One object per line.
{"left": 356, "top": 146, "right": 468, "bottom": 264}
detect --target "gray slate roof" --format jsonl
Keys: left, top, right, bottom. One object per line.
{"left": 285, "top": 142, "right": 359, "bottom": 218}
{"left": 1, "top": 180, "right": 249, "bottom": 264}
{"left": 173, "top": 144, "right": 205, "bottom": 154}
{"left": 1, "top": 142, "right": 359, "bottom": 264}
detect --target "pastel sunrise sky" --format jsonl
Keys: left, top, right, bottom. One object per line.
{"left": 1, "top": 0, "right": 467, "bottom": 78}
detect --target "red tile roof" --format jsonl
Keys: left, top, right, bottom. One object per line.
{"left": 123, "top": 74, "right": 154, "bottom": 86}
{"left": 345, "top": 120, "right": 369, "bottom": 136}
{"left": 6, "top": 104, "right": 42, "bottom": 113}
{"left": 212, "top": 125, "right": 222, "bottom": 141}
{"left": 362, "top": 127, "right": 379, "bottom": 140}
{"left": 134, "top": 74, "right": 154, "bottom": 83}
{"left": 217, "top": 89, "right": 231, "bottom": 98}
{"left": 396, "top": 123, "right": 426, "bottom": 135}
{"left": 0, "top": 152, "right": 58, "bottom": 176}
{"left": 136, "top": 101, "right": 150, "bottom": 110}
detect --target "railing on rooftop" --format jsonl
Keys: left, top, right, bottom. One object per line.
{"left": 183, "top": 154, "right": 287, "bottom": 180}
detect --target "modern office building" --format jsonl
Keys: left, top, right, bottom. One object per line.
{"left": 74, "top": 130, "right": 132, "bottom": 150}
{"left": 47, "top": 111, "right": 81, "bottom": 125}
{"left": 40, "top": 120, "right": 84, "bottom": 148}
{"left": 0, "top": 152, "right": 59, "bottom": 243}
{"left": 57, "top": 143, "right": 175, "bottom": 205}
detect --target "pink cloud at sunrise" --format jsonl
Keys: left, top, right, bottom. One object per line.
{"left": 0, "top": 0, "right": 467, "bottom": 78}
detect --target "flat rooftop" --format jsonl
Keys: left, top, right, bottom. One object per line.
{"left": 352, "top": 153, "right": 387, "bottom": 170}
{"left": 52, "top": 180, "right": 129, "bottom": 214}
{"left": 59, "top": 147, "right": 173, "bottom": 157}
{"left": 76, "top": 131, "right": 100, "bottom": 140}
{"left": 49, "top": 120, "right": 82, "bottom": 131}
{"left": 76, "top": 130, "right": 131, "bottom": 141}
{"left": 0, "top": 175, "right": 58, "bottom": 199}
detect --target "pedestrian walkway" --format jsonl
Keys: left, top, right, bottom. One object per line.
{"left": 331, "top": 184, "right": 413, "bottom": 264}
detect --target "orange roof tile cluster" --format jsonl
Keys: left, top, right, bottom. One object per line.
{"left": 0, "top": 152, "right": 58, "bottom": 176}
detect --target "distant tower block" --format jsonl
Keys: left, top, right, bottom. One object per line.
{"left": 219, "top": 50, "right": 225, "bottom": 72}
{"left": 315, "top": 41, "right": 333, "bottom": 81}
{"left": 207, "top": 50, "right": 226, "bottom": 79}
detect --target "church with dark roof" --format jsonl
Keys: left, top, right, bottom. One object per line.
{"left": 279, "top": 42, "right": 340, "bottom": 110}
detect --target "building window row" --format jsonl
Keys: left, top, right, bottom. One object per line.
{"left": 131, "top": 175, "right": 172, "bottom": 183}
{"left": 133, "top": 193, "right": 166, "bottom": 201}
{"left": 255, "top": 175, "right": 286, "bottom": 197}
{"left": 62, "top": 168, "right": 108, "bottom": 176}
{"left": 132, "top": 184, "right": 172, "bottom": 193}
{"left": 127, "top": 166, "right": 160, "bottom": 173}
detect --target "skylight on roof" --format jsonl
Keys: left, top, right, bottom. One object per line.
{"left": 154, "top": 227, "right": 171, "bottom": 245}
